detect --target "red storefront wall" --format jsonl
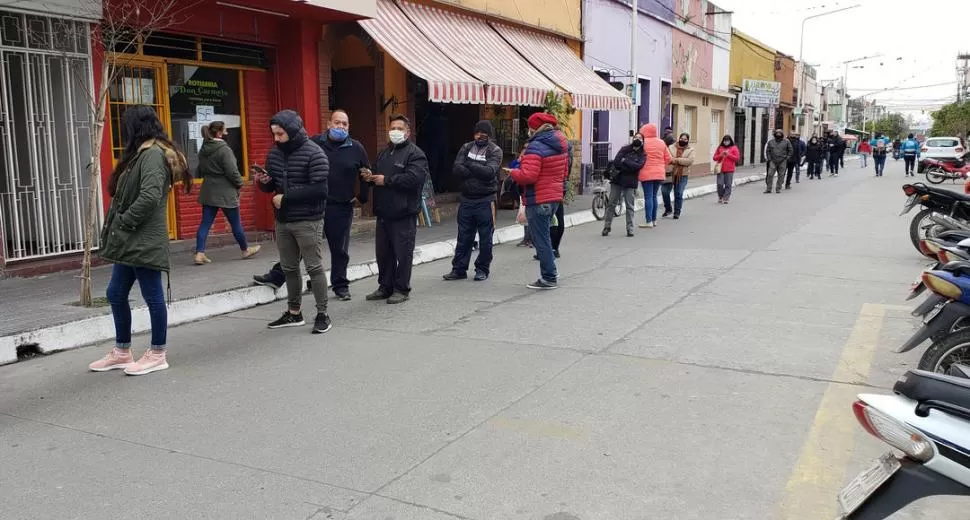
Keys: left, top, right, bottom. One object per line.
{"left": 98, "top": 0, "right": 330, "bottom": 241}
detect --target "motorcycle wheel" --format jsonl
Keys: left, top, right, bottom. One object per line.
{"left": 926, "top": 167, "right": 947, "bottom": 184}
{"left": 592, "top": 194, "right": 607, "bottom": 221}
{"left": 919, "top": 329, "right": 970, "bottom": 373}
{"left": 909, "top": 208, "right": 936, "bottom": 252}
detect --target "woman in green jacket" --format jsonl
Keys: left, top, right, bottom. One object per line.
{"left": 89, "top": 106, "right": 189, "bottom": 376}
{"left": 193, "top": 121, "right": 260, "bottom": 265}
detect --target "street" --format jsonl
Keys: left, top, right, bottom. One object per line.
{"left": 1, "top": 159, "right": 966, "bottom": 519}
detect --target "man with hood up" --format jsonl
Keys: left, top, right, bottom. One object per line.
{"left": 764, "top": 129, "right": 793, "bottom": 193}
{"left": 254, "top": 110, "right": 332, "bottom": 334}
{"left": 443, "top": 120, "right": 503, "bottom": 282}
{"left": 637, "top": 123, "right": 672, "bottom": 227}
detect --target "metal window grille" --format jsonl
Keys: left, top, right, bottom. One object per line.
{"left": 494, "top": 117, "right": 520, "bottom": 157}
{"left": 0, "top": 10, "right": 96, "bottom": 262}
{"left": 590, "top": 141, "right": 612, "bottom": 173}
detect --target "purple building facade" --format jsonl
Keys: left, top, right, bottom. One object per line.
{"left": 582, "top": 0, "right": 673, "bottom": 168}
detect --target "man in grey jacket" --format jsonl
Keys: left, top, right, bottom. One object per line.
{"left": 763, "top": 129, "right": 793, "bottom": 194}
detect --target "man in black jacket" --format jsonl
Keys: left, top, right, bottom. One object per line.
{"left": 253, "top": 110, "right": 370, "bottom": 301}
{"left": 443, "top": 120, "right": 502, "bottom": 282}
{"left": 254, "top": 110, "right": 332, "bottom": 334}
{"left": 362, "top": 114, "right": 428, "bottom": 304}
{"left": 602, "top": 135, "right": 646, "bottom": 237}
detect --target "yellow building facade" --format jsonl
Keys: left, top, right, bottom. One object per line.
{"left": 434, "top": 0, "right": 582, "bottom": 39}
{"left": 729, "top": 30, "right": 778, "bottom": 166}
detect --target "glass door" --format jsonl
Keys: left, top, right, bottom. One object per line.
{"left": 108, "top": 62, "right": 177, "bottom": 239}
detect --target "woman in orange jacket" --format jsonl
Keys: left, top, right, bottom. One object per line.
{"left": 637, "top": 123, "right": 672, "bottom": 228}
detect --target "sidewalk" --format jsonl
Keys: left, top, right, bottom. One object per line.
{"left": 0, "top": 169, "right": 766, "bottom": 364}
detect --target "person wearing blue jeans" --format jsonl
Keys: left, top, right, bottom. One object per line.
{"left": 642, "top": 180, "right": 662, "bottom": 224}
{"left": 662, "top": 132, "right": 695, "bottom": 218}
{"left": 527, "top": 202, "right": 559, "bottom": 285}
{"left": 107, "top": 265, "right": 167, "bottom": 351}
{"left": 193, "top": 121, "right": 260, "bottom": 265}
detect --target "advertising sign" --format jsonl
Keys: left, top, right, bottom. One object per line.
{"left": 739, "top": 79, "right": 781, "bottom": 109}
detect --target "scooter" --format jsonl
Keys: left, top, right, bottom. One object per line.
{"left": 899, "top": 260, "right": 970, "bottom": 364}
{"left": 838, "top": 369, "right": 970, "bottom": 519}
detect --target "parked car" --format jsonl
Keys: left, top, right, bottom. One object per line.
{"left": 918, "top": 137, "right": 966, "bottom": 173}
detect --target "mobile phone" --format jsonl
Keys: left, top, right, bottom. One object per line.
{"left": 250, "top": 164, "right": 267, "bottom": 175}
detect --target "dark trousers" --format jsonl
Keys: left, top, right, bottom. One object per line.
{"left": 807, "top": 160, "right": 822, "bottom": 178}
{"left": 785, "top": 162, "right": 800, "bottom": 186}
{"left": 107, "top": 264, "right": 166, "bottom": 348}
{"left": 874, "top": 154, "right": 888, "bottom": 176}
{"left": 324, "top": 203, "right": 353, "bottom": 293}
{"left": 904, "top": 154, "right": 917, "bottom": 174}
{"left": 376, "top": 216, "right": 417, "bottom": 295}
{"left": 828, "top": 152, "right": 840, "bottom": 174}
{"left": 452, "top": 199, "right": 494, "bottom": 276}
{"left": 551, "top": 203, "right": 565, "bottom": 252}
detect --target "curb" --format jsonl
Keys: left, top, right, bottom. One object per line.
{"left": 0, "top": 174, "right": 766, "bottom": 365}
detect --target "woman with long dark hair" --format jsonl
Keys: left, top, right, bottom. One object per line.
{"left": 89, "top": 105, "right": 188, "bottom": 376}
{"left": 193, "top": 121, "right": 260, "bottom": 265}
{"left": 713, "top": 135, "right": 740, "bottom": 204}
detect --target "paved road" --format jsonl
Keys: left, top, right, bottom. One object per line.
{"left": 2, "top": 159, "right": 965, "bottom": 519}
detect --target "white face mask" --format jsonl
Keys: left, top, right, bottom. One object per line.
{"left": 389, "top": 130, "right": 407, "bottom": 144}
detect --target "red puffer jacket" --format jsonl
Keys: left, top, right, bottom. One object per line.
{"left": 511, "top": 126, "right": 568, "bottom": 205}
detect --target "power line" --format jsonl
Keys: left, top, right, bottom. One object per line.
{"left": 848, "top": 81, "right": 958, "bottom": 93}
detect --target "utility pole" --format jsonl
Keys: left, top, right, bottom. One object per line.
{"left": 629, "top": 0, "right": 638, "bottom": 137}
{"left": 796, "top": 4, "right": 859, "bottom": 136}
{"left": 958, "top": 52, "right": 970, "bottom": 103}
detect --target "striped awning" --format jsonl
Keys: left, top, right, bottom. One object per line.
{"left": 359, "top": 0, "right": 485, "bottom": 104}
{"left": 491, "top": 22, "right": 631, "bottom": 111}
{"left": 397, "top": 1, "right": 558, "bottom": 107}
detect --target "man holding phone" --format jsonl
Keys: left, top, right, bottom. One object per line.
{"left": 254, "top": 110, "right": 332, "bottom": 334}
{"left": 361, "top": 114, "right": 428, "bottom": 304}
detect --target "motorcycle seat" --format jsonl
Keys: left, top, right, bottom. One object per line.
{"left": 924, "top": 186, "right": 970, "bottom": 202}
{"left": 894, "top": 370, "right": 970, "bottom": 411}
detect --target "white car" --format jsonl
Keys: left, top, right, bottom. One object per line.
{"left": 921, "top": 136, "right": 966, "bottom": 161}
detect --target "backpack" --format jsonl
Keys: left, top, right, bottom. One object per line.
{"left": 874, "top": 140, "right": 887, "bottom": 156}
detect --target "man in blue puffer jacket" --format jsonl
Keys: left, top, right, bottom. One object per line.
{"left": 900, "top": 133, "right": 921, "bottom": 177}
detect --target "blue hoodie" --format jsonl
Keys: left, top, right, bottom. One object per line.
{"left": 900, "top": 138, "right": 921, "bottom": 156}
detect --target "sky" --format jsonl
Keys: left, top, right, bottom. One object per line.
{"left": 713, "top": 0, "right": 967, "bottom": 127}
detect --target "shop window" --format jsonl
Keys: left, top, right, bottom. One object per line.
{"left": 167, "top": 64, "right": 244, "bottom": 175}
{"left": 201, "top": 39, "right": 269, "bottom": 68}
{"left": 143, "top": 33, "right": 198, "bottom": 61}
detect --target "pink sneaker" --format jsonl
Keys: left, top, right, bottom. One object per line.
{"left": 123, "top": 349, "right": 169, "bottom": 376}
{"left": 88, "top": 348, "right": 134, "bottom": 372}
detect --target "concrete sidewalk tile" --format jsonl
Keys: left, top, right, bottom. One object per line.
{"left": 0, "top": 175, "right": 767, "bottom": 366}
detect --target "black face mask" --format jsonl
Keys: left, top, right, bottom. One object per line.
{"left": 632, "top": 140, "right": 643, "bottom": 149}
{"left": 678, "top": 140, "right": 688, "bottom": 147}
{"left": 475, "top": 137, "right": 489, "bottom": 146}
{"left": 774, "top": 134, "right": 784, "bottom": 140}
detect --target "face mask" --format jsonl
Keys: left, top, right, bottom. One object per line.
{"left": 475, "top": 136, "right": 489, "bottom": 146}
{"left": 329, "top": 128, "right": 348, "bottom": 141}
{"left": 632, "top": 140, "right": 643, "bottom": 149}
{"left": 774, "top": 134, "right": 783, "bottom": 140}
{"left": 389, "top": 130, "right": 407, "bottom": 144}
{"left": 722, "top": 141, "right": 730, "bottom": 147}
{"left": 678, "top": 140, "right": 688, "bottom": 147}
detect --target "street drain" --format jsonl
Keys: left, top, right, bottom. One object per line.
{"left": 16, "top": 343, "right": 44, "bottom": 360}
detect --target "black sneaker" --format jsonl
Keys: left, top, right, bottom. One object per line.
{"left": 306, "top": 280, "right": 312, "bottom": 291}
{"left": 442, "top": 271, "right": 467, "bottom": 281}
{"left": 474, "top": 271, "right": 488, "bottom": 282}
{"left": 662, "top": 211, "right": 672, "bottom": 218}
{"left": 553, "top": 250, "right": 560, "bottom": 259}
{"left": 626, "top": 231, "right": 634, "bottom": 237}
{"left": 268, "top": 312, "right": 304, "bottom": 329}
{"left": 673, "top": 215, "right": 680, "bottom": 220}
{"left": 365, "top": 289, "right": 390, "bottom": 301}
{"left": 602, "top": 228, "right": 610, "bottom": 236}
{"left": 312, "top": 313, "right": 332, "bottom": 334}
{"left": 527, "top": 279, "right": 558, "bottom": 290}
{"left": 387, "top": 292, "right": 410, "bottom": 304}
{"left": 334, "top": 290, "right": 351, "bottom": 301}
{"left": 253, "top": 274, "right": 283, "bottom": 290}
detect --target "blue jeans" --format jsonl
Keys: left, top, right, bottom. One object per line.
{"left": 195, "top": 205, "right": 248, "bottom": 252}
{"left": 526, "top": 203, "right": 558, "bottom": 283}
{"left": 661, "top": 176, "right": 689, "bottom": 216}
{"left": 860, "top": 154, "right": 868, "bottom": 167}
{"left": 641, "top": 180, "right": 662, "bottom": 222}
{"left": 874, "top": 154, "right": 887, "bottom": 175}
{"left": 452, "top": 199, "right": 494, "bottom": 276}
{"left": 106, "top": 264, "right": 167, "bottom": 349}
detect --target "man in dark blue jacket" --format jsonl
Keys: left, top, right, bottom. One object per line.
{"left": 443, "top": 120, "right": 502, "bottom": 282}
{"left": 362, "top": 114, "right": 428, "bottom": 304}
{"left": 253, "top": 110, "right": 332, "bottom": 334}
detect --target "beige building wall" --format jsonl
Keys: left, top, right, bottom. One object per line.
{"left": 432, "top": 0, "right": 582, "bottom": 39}
{"left": 670, "top": 88, "right": 732, "bottom": 175}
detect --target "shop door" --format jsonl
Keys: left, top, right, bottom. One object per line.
{"left": 108, "top": 62, "right": 177, "bottom": 239}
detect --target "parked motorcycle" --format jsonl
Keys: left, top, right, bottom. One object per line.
{"left": 899, "top": 260, "right": 970, "bottom": 365}
{"left": 925, "top": 156, "right": 970, "bottom": 185}
{"left": 838, "top": 369, "right": 970, "bottom": 519}
{"left": 902, "top": 183, "right": 970, "bottom": 254}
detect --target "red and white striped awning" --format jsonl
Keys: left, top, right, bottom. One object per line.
{"left": 397, "top": 1, "right": 558, "bottom": 107}
{"left": 359, "top": 0, "right": 485, "bottom": 104}
{"left": 491, "top": 22, "right": 631, "bottom": 112}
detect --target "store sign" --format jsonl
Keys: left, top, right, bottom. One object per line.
{"left": 739, "top": 79, "right": 781, "bottom": 109}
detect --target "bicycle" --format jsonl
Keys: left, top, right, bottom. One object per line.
{"left": 590, "top": 166, "right": 624, "bottom": 221}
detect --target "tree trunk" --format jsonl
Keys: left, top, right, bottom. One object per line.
{"left": 79, "top": 61, "right": 110, "bottom": 307}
